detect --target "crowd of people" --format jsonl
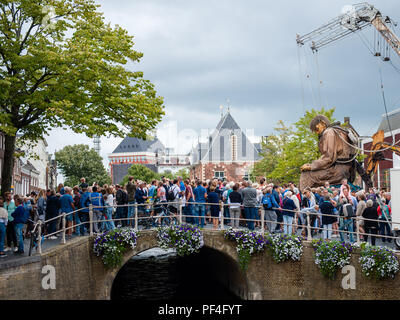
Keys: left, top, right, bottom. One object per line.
{"left": 0, "top": 175, "right": 394, "bottom": 257}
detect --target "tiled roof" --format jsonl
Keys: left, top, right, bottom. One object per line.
{"left": 191, "top": 111, "right": 260, "bottom": 163}
{"left": 112, "top": 163, "right": 158, "bottom": 185}
{"left": 112, "top": 137, "right": 165, "bottom": 154}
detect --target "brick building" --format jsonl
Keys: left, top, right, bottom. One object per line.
{"left": 362, "top": 108, "right": 400, "bottom": 190}
{"left": 189, "top": 110, "right": 261, "bottom": 182}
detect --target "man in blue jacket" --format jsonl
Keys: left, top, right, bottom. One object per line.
{"left": 11, "top": 198, "right": 26, "bottom": 254}
{"left": 282, "top": 191, "right": 297, "bottom": 235}
{"left": 90, "top": 186, "right": 104, "bottom": 233}
{"left": 79, "top": 188, "right": 91, "bottom": 235}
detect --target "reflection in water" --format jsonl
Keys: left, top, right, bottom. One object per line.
{"left": 111, "top": 248, "right": 241, "bottom": 300}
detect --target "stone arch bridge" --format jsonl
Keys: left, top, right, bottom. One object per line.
{"left": 0, "top": 230, "right": 400, "bottom": 300}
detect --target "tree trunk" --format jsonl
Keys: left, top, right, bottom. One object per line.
{"left": 1, "top": 134, "right": 16, "bottom": 195}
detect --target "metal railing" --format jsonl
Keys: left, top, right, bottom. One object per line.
{"left": 30, "top": 200, "right": 400, "bottom": 255}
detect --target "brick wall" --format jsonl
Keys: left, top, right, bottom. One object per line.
{"left": 2, "top": 231, "right": 400, "bottom": 300}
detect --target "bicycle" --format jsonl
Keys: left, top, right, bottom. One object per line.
{"left": 28, "top": 219, "right": 44, "bottom": 256}
{"left": 152, "top": 202, "right": 178, "bottom": 227}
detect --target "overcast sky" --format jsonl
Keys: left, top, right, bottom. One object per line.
{"left": 44, "top": 0, "right": 400, "bottom": 181}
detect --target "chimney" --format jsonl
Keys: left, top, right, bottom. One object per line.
{"left": 344, "top": 117, "right": 350, "bottom": 124}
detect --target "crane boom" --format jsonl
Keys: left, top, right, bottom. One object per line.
{"left": 297, "top": 2, "right": 400, "bottom": 57}
{"left": 371, "top": 16, "right": 400, "bottom": 57}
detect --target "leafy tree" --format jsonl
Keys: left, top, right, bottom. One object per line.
{"left": 120, "top": 164, "right": 160, "bottom": 186}
{"left": 162, "top": 168, "right": 189, "bottom": 181}
{"left": 55, "top": 144, "right": 110, "bottom": 186}
{"left": 252, "top": 107, "right": 336, "bottom": 184}
{"left": 0, "top": 0, "right": 164, "bottom": 194}
{"left": 251, "top": 120, "right": 293, "bottom": 182}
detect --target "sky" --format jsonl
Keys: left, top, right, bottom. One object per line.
{"left": 44, "top": 0, "right": 400, "bottom": 181}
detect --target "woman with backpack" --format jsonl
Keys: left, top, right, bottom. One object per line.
{"left": 262, "top": 187, "right": 280, "bottom": 233}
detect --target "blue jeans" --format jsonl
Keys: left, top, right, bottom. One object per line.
{"left": 0, "top": 223, "right": 5, "bottom": 252}
{"left": 78, "top": 213, "right": 89, "bottom": 236}
{"left": 223, "top": 205, "right": 230, "bottom": 224}
{"left": 47, "top": 215, "right": 58, "bottom": 236}
{"left": 74, "top": 213, "right": 81, "bottom": 235}
{"left": 185, "top": 199, "right": 195, "bottom": 224}
{"left": 244, "top": 207, "right": 257, "bottom": 230}
{"left": 116, "top": 206, "right": 125, "bottom": 227}
{"left": 103, "top": 207, "right": 115, "bottom": 231}
{"left": 127, "top": 201, "right": 136, "bottom": 227}
{"left": 283, "top": 215, "right": 294, "bottom": 235}
{"left": 15, "top": 223, "right": 24, "bottom": 252}
{"left": 379, "top": 219, "right": 392, "bottom": 242}
{"left": 339, "top": 218, "right": 354, "bottom": 243}
{"left": 195, "top": 204, "right": 206, "bottom": 228}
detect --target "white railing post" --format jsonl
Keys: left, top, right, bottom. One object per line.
{"left": 37, "top": 221, "right": 42, "bottom": 254}
{"left": 61, "top": 213, "right": 66, "bottom": 244}
{"left": 261, "top": 207, "right": 265, "bottom": 234}
{"left": 179, "top": 204, "right": 183, "bottom": 225}
{"left": 220, "top": 203, "right": 224, "bottom": 230}
{"left": 306, "top": 212, "right": 312, "bottom": 241}
{"left": 89, "top": 204, "right": 93, "bottom": 236}
{"left": 356, "top": 217, "right": 360, "bottom": 244}
{"left": 134, "top": 204, "right": 138, "bottom": 231}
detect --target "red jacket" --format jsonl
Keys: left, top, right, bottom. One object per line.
{"left": 377, "top": 205, "right": 391, "bottom": 218}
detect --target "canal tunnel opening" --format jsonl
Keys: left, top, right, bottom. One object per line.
{"left": 110, "top": 246, "right": 247, "bottom": 300}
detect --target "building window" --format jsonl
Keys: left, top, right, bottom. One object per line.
{"left": 231, "top": 134, "right": 237, "bottom": 161}
{"left": 214, "top": 171, "right": 225, "bottom": 179}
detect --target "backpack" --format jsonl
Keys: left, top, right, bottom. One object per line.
{"left": 167, "top": 185, "right": 177, "bottom": 202}
{"left": 122, "top": 190, "right": 128, "bottom": 204}
{"left": 381, "top": 205, "right": 391, "bottom": 221}
{"left": 23, "top": 209, "right": 30, "bottom": 224}
{"left": 342, "top": 203, "right": 355, "bottom": 218}
{"left": 262, "top": 194, "right": 273, "bottom": 209}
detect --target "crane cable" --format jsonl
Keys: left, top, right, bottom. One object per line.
{"left": 378, "top": 68, "right": 394, "bottom": 144}
{"left": 297, "top": 44, "right": 306, "bottom": 112}
{"left": 302, "top": 46, "right": 317, "bottom": 108}
{"left": 356, "top": 28, "right": 396, "bottom": 146}
{"left": 314, "top": 51, "right": 322, "bottom": 107}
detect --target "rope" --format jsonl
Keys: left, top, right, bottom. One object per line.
{"left": 334, "top": 126, "right": 400, "bottom": 153}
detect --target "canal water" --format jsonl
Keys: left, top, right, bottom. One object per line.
{"left": 111, "top": 248, "right": 241, "bottom": 300}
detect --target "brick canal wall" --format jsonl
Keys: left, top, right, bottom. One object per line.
{"left": 0, "top": 231, "right": 400, "bottom": 300}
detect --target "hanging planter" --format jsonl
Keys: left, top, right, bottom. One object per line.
{"left": 265, "top": 233, "right": 304, "bottom": 263}
{"left": 359, "top": 243, "right": 399, "bottom": 280}
{"left": 93, "top": 227, "right": 138, "bottom": 269}
{"left": 224, "top": 227, "right": 267, "bottom": 271}
{"left": 312, "top": 239, "right": 353, "bottom": 279}
{"left": 156, "top": 224, "right": 204, "bottom": 256}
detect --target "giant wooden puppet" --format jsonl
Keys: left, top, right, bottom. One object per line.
{"left": 299, "top": 115, "right": 358, "bottom": 190}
